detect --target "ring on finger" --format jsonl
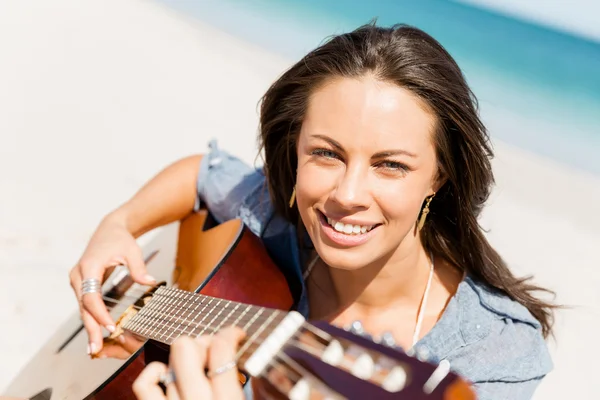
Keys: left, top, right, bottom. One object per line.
{"left": 207, "top": 360, "right": 237, "bottom": 378}
{"left": 81, "top": 278, "right": 102, "bottom": 296}
{"left": 159, "top": 368, "right": 176, "bottom": 386}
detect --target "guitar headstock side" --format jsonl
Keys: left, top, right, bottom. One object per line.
{"left": 258, "top": 320, "right": 477, "bottom": 399}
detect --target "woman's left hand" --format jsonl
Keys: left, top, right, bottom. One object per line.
{"left": 132, "top": 326, "right": 246, "bottom": 400}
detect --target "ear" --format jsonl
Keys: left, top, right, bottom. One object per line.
{"left": 430, "top": 172, "right": 447, "bottom": 195}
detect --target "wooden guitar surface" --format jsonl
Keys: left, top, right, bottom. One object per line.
{"left": 3, "top": 211, "right": 293, "bottom": 400}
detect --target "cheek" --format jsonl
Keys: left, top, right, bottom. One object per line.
{"left": 372, "top": 178, "right": 427, "bottom": 222}
{"left": 295, "top": 163, "right": 339, "bottom": 205}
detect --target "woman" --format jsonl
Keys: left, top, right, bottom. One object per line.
{"left": 69, "top": 22, "right": 554, "bottom": 399}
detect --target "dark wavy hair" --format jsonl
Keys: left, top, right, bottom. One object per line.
{"left": 258, "top": 22, "right": 555, "bottom": 337}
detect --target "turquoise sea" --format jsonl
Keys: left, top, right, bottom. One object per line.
{"left": 156, "top": 0, "right": 600, "bottom": 175}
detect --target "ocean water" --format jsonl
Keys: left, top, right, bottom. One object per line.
{"left": 156, "top": 0, "right": 600, "bottom": 174}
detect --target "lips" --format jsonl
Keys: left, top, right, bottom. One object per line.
{"left": 317, "top": 210, "right": 381, "bottom": 247}
{"left": 325, "top": 216, "right": 375, "bottom": 235}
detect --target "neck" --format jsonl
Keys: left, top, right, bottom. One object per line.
{"left": 329, "top": 243, "right": 434, "bottom": 312}
{"left": 123, "top": 286, "right": 285, "bottom": 365}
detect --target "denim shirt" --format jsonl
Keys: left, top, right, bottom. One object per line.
{"left": 195, "top": 140, "right": 553, "bottom": 400}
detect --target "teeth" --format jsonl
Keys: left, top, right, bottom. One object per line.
{"left": 326, "top": 217, "right": 374, "bottom": 235}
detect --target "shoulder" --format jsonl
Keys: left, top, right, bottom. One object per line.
{"left": 195, "top": 140, "right": 273, "bottom": 235}
{"left": 440, "top": 277, "right": 553, "bottom": 395}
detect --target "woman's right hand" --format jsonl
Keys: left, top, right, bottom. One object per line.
{"left": 69, "top": 213, "right": 156, "bottom": 356}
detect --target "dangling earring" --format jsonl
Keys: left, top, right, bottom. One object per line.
{"left": 289, "top": 186, "right": 296, "bottom": 208}
{"left": 417, "top": 192, "right": 436, "bottom": 230}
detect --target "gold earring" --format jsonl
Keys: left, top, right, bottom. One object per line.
{"left": 417, "top": 192, "right": 436, "bottom": 230}
{"left": 289, "top": 186, "right": 296, "bottom": 208}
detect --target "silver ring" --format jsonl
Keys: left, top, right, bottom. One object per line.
{"left": 159, "top": 368, "right": 176, "bottom": 386}
{"left": 81, "top": 278, "right": 102, "bottom": 296}
{"left": 207, "top": 360, "right": 237, "bottom": 378}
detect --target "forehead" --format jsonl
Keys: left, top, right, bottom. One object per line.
{"left": 302, "top": 76, "right": 436, "bottom": 152}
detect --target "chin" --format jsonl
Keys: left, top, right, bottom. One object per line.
{"left": 313, "top": 241, "right": 374, "bottom": 271}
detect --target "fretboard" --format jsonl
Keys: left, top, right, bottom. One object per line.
{"left": 123, "top": 286, "right": 287, "bottom": 361}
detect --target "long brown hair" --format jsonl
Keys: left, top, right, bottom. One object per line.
{"left": 258, "top": 22, "right": 556, "bottom": 337}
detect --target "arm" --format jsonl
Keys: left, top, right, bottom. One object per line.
{"left": 69, "top": 154, "right": 203, "bottom": 355}
{"left": 109, "top": 154, "right": 203, "bottom": 238}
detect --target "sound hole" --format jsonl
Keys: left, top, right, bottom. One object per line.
{"left": 29, "top": 388, "right": 52, "bottom": 400}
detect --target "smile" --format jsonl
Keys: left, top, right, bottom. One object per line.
{"left": 325, "top": 217, "right": 375, "bottom": 235}
{"left": 317, "top": 211, "right": 381, "bottom": 247}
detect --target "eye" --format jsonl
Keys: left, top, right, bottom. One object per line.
{"left": 312, "top": 148, "right": 340, "bottom": 159}
{"left": 376, "top": 160, "right": 409, "bottom": 173}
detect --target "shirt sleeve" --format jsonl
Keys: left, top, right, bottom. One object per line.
{"left": 194, "top": 139, "right": 265, "bottom": 224}
{"left": 467, "top": 318, "right": 553, "bottom": 400}
{"left": 473, "top": 377, "right": 544, "bottom": 400}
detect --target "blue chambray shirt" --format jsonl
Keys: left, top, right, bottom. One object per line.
{"left": 195, "top": 140, "right": 553, "bottom": 400}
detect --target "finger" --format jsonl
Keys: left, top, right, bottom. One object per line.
{"left": 78, "top": 262, "right": 116, "bottom": 335}
{"left": 165, "top": 378, "right": 181, "bottom": 400}
{"left": 169, "top": 335, "right": 212, "bottom": 399}
{"left": 132, "top": 361, "right": 168, "bottom": 400}
{"left": 81, "top": 309, "right": 105, "bottom": 356}
{"left": 70, "top": 267, "right": 99, "bottom": 349}
{"left": 71, "top": 266, "right": 100, "bottom": 354}
{"left": 94, "top": 334, "right": 142, "bottom": 360}
{"left": 94, "top": 343, "right": 130, "bottom": 360}
{"left": 208, "top": 327, "right": 246, "bottom": 400}
{"left": 126, "top": 249, "right": 156, "bottom": 285}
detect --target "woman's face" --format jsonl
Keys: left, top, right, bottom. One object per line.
{"left": 296, "top": 76, "right": 439, "bottom": 270}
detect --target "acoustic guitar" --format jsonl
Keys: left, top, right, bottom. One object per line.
{"left": 3, "top": 210, "right": 476, "bottom": 399}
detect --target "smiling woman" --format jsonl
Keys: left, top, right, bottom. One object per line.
{"left": 68, "top": 22, "right": 554, "bottom": 400}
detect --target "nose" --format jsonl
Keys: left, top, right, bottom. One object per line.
{"left": 331, "top": 163, "right": 371, "bottom": 211}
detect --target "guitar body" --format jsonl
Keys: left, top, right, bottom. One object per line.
{"left": 4, "top": 211, "right": 294, "bottom": 400}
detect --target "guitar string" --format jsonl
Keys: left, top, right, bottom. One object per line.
{"left": 101, "top": 286, "right": 315, "bottom": 338}
{"left": 115, "top": 296, "right": 334, "bottom": 361}
{"left": 101, "top": 288, "right": 333, "bottom": 352}
{"left": 102, "top": 286, "right": 333, "bottom": 345}
{"left": 109, "top": 291, "right": 317, "bottom": 357}
{"left": 99, "top": 292, "right": 396, "bottom": 395}
{"left": 121, "top": 308, "right": 341, "bottom": 391}
{"left": 102, "top": 292, "right": 331, "bottom": 348}
{"left": 103, "top": 286, "right": 283, "bottom": 325}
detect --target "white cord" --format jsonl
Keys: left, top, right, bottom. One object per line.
{"left": 302, "top": 254, "right": 320, "bottom": 280}
{"left": 303, "top": 250, "right": 435, "bottom": 349}
{"left": 412, "top": 252, "right": 435, "bottom": 347}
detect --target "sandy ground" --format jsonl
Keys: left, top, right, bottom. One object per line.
{"left": 1, "top": 0, "right": 598, "bottom": 398}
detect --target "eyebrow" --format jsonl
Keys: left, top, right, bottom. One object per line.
{"left": 311, "top": 134, "right": 417, "bottom": 158}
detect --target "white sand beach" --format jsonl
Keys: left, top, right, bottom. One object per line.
{"left": 1, "top": 0, "right": 598, "bottom": 398}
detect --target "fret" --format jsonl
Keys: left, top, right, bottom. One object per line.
{"left": 148, "top": 288, "right": 174, "bottom": 339}
{"left": 165, "top": 289, "right": 195, "bottom": 336}
{"left": 124, "top": 287, "right": 287, "bottom": 356}
{"left": 137, "top": 288, "right": 164, "bottom": 337}
{"left": 180, "top": 291, "right": 205, "bottom": 336}
{"left": 159, "top": 290, "right": 185, "bottom": 341}
{"left": 133, "top": 302, "right": 192, "bottom": 340}
{"left": 197, "top": 299, "right": 226, "bottom": 336}
{"left": 211, "top": 301, "right": 238, "bottom": 335}
{"left": 188, "top": 297, "right": 215, "bottom": 337}
{"left": 236, "top": 309, "right": 281, "bottom": 365}
{"left": 133, "top": 294, "right": 156, "bottom": 337}
{"left": 242, "top": 307, "right": 264, "bottom": 333}
{"left": 232, "top": 304, "right": 253, "bottom": 328}
{"left": 156, "top": 288, "right": 197, "bottom": 341}
{"left": 134, "top": 292, "right": 166, "bottom": 338}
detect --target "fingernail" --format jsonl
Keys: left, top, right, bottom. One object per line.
{"left": 86, "top": 344, "right": 91, "bottom": 355}
{"left": 90, "top": 342, "right": 97, "bottom": 355}
{"left": 106, "top": 325, "right": 115, "bottom": 333}
{"left": 144, "top": 274, "right": 156, "bottom": 283}
{"left": 118, "top": 335, "right": 126, "bottom": 344}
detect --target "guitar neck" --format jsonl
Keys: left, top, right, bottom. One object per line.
{"left": 123, "top": 286, "right": 287, "bottom": 364}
